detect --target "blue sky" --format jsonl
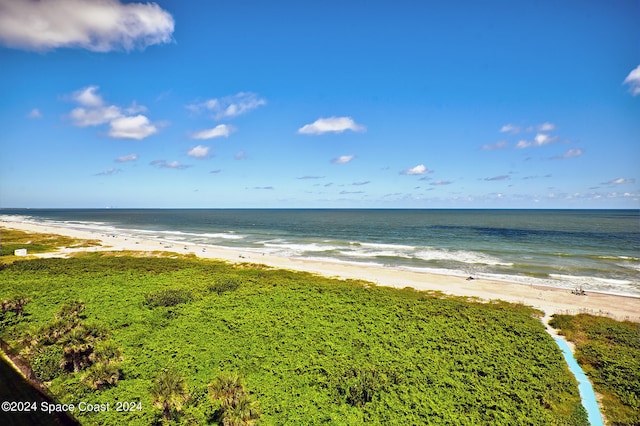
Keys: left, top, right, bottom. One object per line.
{"left": 1, "top": 0, "right": 638, "bottom": 208}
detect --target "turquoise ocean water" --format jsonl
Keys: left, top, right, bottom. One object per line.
{"left": 2, "top": 209, "right": 638, "bottom": 297}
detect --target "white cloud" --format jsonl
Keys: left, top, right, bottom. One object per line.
{"left": 401, "top": 164, "right": 431, "bottom": 175}
{"left": 499, "top": 124, "right": 521, "bottom": 134}
{"left": 235, "top": 150, "right": 247, "bottom": 160}
{"left": 430, "top": 180, "right": 452, "bottom": 186}
{"left": 187, "top": 145, "right": 211, "bottom": 158}
{"left": 331, "top": 154, "right": 355, "bottom": 164}
{"left": 109, "top": 115, "right": 157, "bottom": 139}
{"left": 560, "top": 148, "right": 584, "bottom": 159}
{"left": 67, "top": 86, "right": 158, "bottom": 139}
{"left": 516, "top": 133, "right": 556, "bottom": 148}
{"left": 188, "top": 92, "right": 266, "bottom": 120}
{"left": 191, "top": 124, "right": 235, "bottom": 140}
{"left": 298, "top": 116, "right": 366, "bottom": 135}
{"left": 0, "top": 0, "right": 174, "bottom": 52}
{"left": 70, "top": 105, "right": 122, "bottom": 127}
{"left": 115, "top": 153, "right": 138, "bottom": 162}
{"left": 27, "top": 108, "right": 42, "bottom": 119}
{"left": 538, "top": 122, "right": 556, "bottom": 132}
{"left": 150, "top": 160, "right": 190, "bottom": 170}
{"left": 73, "top": 85, "right": 104, "bottom": 107}
{"left": 535, "top": 133, "right": 553, "bottom": 145}
{"left": 605, "top": 177, "right": 635, "bottom": 185}
{"left": 623, "top": 65, "right": 640, "bottom": 96}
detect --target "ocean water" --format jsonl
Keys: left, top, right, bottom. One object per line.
{"left": 2, "top": 209, "right": 639, "bottom": 297}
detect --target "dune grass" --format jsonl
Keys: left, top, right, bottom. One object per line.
{"left": 0, "top": 227, "right": 101, "bottom": 258}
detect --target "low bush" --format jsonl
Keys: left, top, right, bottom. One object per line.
{"left": 144, "top": 289, "right": 193, "bottom": 307}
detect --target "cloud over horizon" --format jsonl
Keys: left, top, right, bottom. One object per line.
{"left": 0, "top": 0, "right": 174, "bottom": 52}
{"left": 298, "top": 116, "right": 365, "bottom": 135}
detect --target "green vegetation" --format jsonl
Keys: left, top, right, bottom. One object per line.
{"left": 550, "top": 314, "right": 640, "bottom": 426}
{"left": 209, "top": 372, "right": 261, "bottom": 425}
{"left": 0, "top": 253, "right": 589, "bottom": 425}
{"left": 0, "top": 227, "right": 100, "bottom": 257}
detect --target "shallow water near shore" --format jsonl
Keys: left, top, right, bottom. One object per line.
{"left": 2, "top": 208, "right": 639, "bottom": 297}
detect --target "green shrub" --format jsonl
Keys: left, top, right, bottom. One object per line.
{"left": 208, "top": 277, "right": 241, "bottom": 295}
{"left": 144, "top": 289, "right": 193, "bottom": 307}
{"left": 31, "top": 345, "right": 64, "bottom": 381}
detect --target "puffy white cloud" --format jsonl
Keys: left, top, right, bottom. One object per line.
{"left": 0, "top": 0, "right": 174, "bottom": 52}
{"left": 623, "top": 65, "right": 640, "bottom": 96}
{"left": 331, "top": 154, "right": 355, "bottom": 164}
{"left": 109, "top": 115, "right": 157, "bottom": 139}
{"left": 191, "top": 124, "right": 235, "bottom": 140}
{"left": 516, "top": 133, "right": 556, "bottom": 148}
{"left": 70, "top": 105, "right": 122, "bottom": 127}
{"left": 67, "top": 86, "right": 158, "bottom": 139}
{"left": 115, "top": 153, "right": 138, "bottom": 162}
{"left": 188, "top": 92, "right": 266, "bottom": 120}
{"left": 401, "top": 164, "right": 431, "bottom": 175}
{"left": 187, "top": 145, "right": 211, "bottom": 158}
{"left": 73, "top": 86, "right": 104, "bottom": 107}
{"left": 298, "top": 116, "right": 366, "bottom": 135}
{"left": 534, "top": 133, "right": 553, "bottom": 145}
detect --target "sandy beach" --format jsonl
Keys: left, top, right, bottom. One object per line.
{"left": 2, "top": 217, "right": 639, "bottom": 325}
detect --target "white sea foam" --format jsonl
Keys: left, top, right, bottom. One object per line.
{"left": 549, "top": 274, "right": 632, "bottom": 285}
{"left": 413, "top": 249, "right": 512, "bottom": 266}
{"left": 359, "top": 242, "right": 416, "bottom": 251}
{"left": 338, "top": 250, "right": 413, "bottom": 259}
